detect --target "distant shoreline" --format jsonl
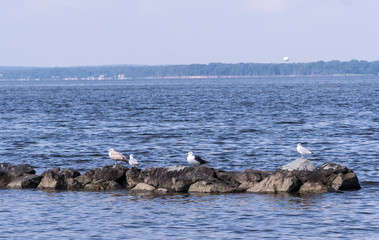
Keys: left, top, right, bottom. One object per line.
{"left": 1, "top": 60, "right": 379, "bottom": 80}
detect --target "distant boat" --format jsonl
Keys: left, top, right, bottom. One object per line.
{"left": 283, "top": 57, "right": 290, "bottom": 62}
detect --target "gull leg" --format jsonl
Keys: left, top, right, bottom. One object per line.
{"left": 113, "top": 161, "right": 117, "bottom": 168}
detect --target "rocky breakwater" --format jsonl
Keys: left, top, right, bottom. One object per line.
{"left": 0, "top": 159, "right": 361, "bottom": 194}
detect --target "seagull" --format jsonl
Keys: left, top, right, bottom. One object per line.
{"left": 186, "top": 152, "right": 207, "bottom": 166}
{"left": 108, "top": 149, "right": 128, "bottom": 168}
{"left": 297, "top": 143, "right": 313, "bottom": 159}
{"left": 129, "top": 154, "right": 139, "bottom": 166}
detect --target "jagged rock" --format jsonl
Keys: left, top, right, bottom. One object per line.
{"left": 76, "top": 165, "right": 128, "bottom": 189}
{"left": 84, "top": 180, "right": 123, "bottom": 191}
{"left": 319, "top": 162, "right": 361, "bottom": 191}
{"left": 0, "top": 163, "right": 36, "bottom": 188}
{"left": 247, "top": 171, "right": 301, "bottom": 193}
{"left": 0, "top": 163, "right": 361, "bottom": 194}
{"left": 188, "top": 180, "right": 239, "bottom": 193}
{"left": 299, "top": 181, "right": 329, "bottom": 193}
{"left": 330, "top": 172, "right": 360, "bottom": 191}
{"left": 37, "top": 169, "right": 66, "bottom": 190}
{"left": 216, "top": 169, "right": 268, "bottom": 191}
{"left": 280, "top": 158, "right": 317, "bottom": 172}
{"left": 141, "top": 165, "right": 220, "bottom": 192}
{"left": 125, "top": 167, "right": 143, "bottom": 188}
{"left": 132, "top": 183, "right": 156, "bottom": 192}
{"left": 37, "top": 168, "right": 83, "bottom": 190}
{"left": 156, "top": 188, "right": 169, "bottom": 194}
{"left": 6, "top": 174, "right": 43, "bottom": 189}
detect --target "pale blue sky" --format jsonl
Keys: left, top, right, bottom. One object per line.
{"left": 0, "top": 0, "right": 378, "bottom": 67}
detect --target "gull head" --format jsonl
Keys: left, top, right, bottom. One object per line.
{"left": 186, "top": 152, "right": 194, "bottom": 156}
{"left": 297, "top": 143, "right": 302, "bottom": 147}
{"left": 108, "top": 148, "right": 114, "bottom": 153}
{"left": 130, "top": 154, "right": 134, "bottom": 158}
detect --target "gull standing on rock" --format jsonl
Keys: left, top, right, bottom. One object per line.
{"left": 108, "top": 149, "right": 128, "bottom": 168}
{"left": 186, "top": 152, "right": 207, "bottom": 166}
{"left": 129, "top": 154, "right": 139, "bottom": 166}
{"left": 297, "top": 143, "right": 313, "bottom": 159}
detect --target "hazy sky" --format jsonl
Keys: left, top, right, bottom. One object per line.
{"left": 1, "top": 0, "right": 378, "bottom": 67}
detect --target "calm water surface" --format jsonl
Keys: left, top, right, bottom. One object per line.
{"left": 0, "top": 76, "right": 378, "bottom": 239}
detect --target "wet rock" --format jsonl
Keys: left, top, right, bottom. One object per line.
{"left": 37, "top": 168, "right": 83, "bottom": 190}
{"left": 0, "top": 163, "right": 361, "bottom": 194}
{"left": 280, "top": 158, "right": 316, "bottom": 172}
{"left": 125, "top": 167, "right": 143, "bottom": 188}
{"left": 37, "top": 169, "right": 67, "bottom": 190}
{"left": 319, "top": 162, "right": 361, "bottom": 191}
{"left": 84, "top": 180, "right": 123, "bottom": 191}
{"left": 247, "top": 171, "right": 301, "bottom": 193}
{"left": 6, "top": 174, "right": 43, "bottom": 189}
{"left": 188, "top": 180, "right": 239, "bottom": 193}
{"left": 299, "top": 181, "right": 329, "bottom": 194}
{"left": 330, "top": 172, "right": 360, "bottom": 191}
{"left": 132, "top": 183, "right": 156, "bottom": 192}
{"left": 141, "top": 165, "right": 221, "bottom": 192}
{"left": 0, "top": 163, "right": 36, "bottom": 188}
{"left": 76, "top": 165, "right": 128, "bottom": 190}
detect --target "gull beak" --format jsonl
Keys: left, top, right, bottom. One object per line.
{"left": 185, "top": 153, "right": 189, "bottom": 156}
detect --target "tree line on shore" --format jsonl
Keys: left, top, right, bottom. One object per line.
{"left": 1, "top": 60, "right": 379, "bottom": 80}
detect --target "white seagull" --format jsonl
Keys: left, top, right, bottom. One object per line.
{"left": 297, "top": 143, "right": 313, "bottom": 159}
{"left": 108, "top": 149, "right": 128, "bottom": 168}
{"left": 186, "top": 152, "right": 207, "bottom": 166}
{"left": 129, "top": 154, "right": 139, "bottom": 166}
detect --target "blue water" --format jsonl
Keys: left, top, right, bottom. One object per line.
{"left": 0, "top": 76, "right": 378, "bottom": 239}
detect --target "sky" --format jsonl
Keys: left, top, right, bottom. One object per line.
{"left": 0, "top": 0, "right": 378, "bottom": 67}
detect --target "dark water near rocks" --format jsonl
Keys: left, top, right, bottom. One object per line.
{"left": 0, "top": 76, "right": 378, "bottom": 239}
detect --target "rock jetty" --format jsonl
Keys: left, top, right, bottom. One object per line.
{"left": 0, "top": 160, "right": 361, "bottom": 194}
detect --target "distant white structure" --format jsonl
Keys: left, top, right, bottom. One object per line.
{"left": 283, "top": 57, "right": 290, "bottom": 62}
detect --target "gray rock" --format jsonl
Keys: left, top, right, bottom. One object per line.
{"left": 0, "top": 163, "right": 36, "bottom": 188}
{"left": 141, "top": 165, "right": 221, "bottom": 192}
{"left": 0, "top": 163, "right": 361, "bottom": 194}
{"left": 37, "top": 168, "right": 83, "bottom": 190}
{"left": 280, "top": 158, "right": 316, "bottom": 172}
{"left": 76, "top": 165, "right": 128, "bottom": 189}
{"left": 6, "top": 174, "right": 43, "bottom": 189}
{"left": 299, "top": 181, "right": 329, "bottom": 194}
{"left": 247, "top": 171, "right": 301, "bottom": 193}
{"left": 132, "top": 183, "right": 156, "bottom": 192}
{"left": 319, "top": 162, "right": 361, "bottom": 191}
{"left": 188, "top": 180, "right": 239, "bottom": 193}
{"left": 84, "top": 180, "right": 123, "bottom": 191}
{"left": 125, "top": 167, "right": 143, "bottom": 188}
{"left": 37, "top": 169, "right": 66, "bottom": 190}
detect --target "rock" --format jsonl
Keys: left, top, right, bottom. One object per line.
{"left": 84, "top": 180, "right": 123, "bottom": 191}
{"left": 0, "top": 163, "right": 361, "bottom": 194}
{"left": 37, "top": 169, "right": 66, "bottom": 190}
{"left": 156, "top": 188, "right": 169, "bottom": 194}
{"left": 0, "top": 163, "right": 36, "bottom": 188}
{"left": 299, "top": 181, "right": 329, "bottom": 194}
{"left": 319, "top": 162, "right": 361, "bottom": 191}
{"left": 247, "top": 171, "right": 301, "bottom": 193}
{"left": 125, "top": 167, "right": 143, "bottom": 188}
{"left": 6, "top": 174, "right": 43, "bottom": 189}
{"left": 76, "top": 165, "right": 128, "bottom": 189}
{"left": 330, "top": 172, "right": 360, "bottom": 191}
{"left": 132, "top": 183, "right": 156, "bottom": 192}
{"left": 188, "top": 180, "right": 239, "bottom": 193}
{"left": 37, "top": 168, "right": 83, "bottom": 190}
{"left": 141, "top": 165, "right": 221, "bottom": 192}
{"left": 216, "top": 169, "right": 267, "bottom": 191}
{"left": 280, "top": 158, "right": 316, "bottom": 172}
